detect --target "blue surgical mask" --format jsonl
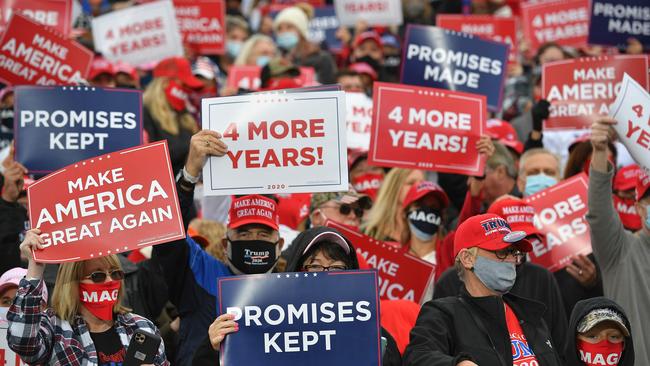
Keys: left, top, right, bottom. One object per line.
{"left": 473, "top": 255, "right": 516, "bottom": 294}
{"left": 226, "top": 41, "right": 243, "bottom": 58}
{"left": 256, "top": 55, "right": 271, "bottom": 67}
{"left": 524, "top": 174, "right": 558, "bottom": 196}
{"left": 276, "top": 32, "right": 299, "bottom": 50}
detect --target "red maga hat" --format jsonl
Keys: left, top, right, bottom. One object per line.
{"left": 228, "top": 195, "right": 280, "bottom": 230}
{"left": 402, "top": 181, "right": 449, "bottom": 209}
{"left": 153, "top": 57, "right": 204, "bottom": 89}
{"left": 453, "top": 213, "right": 532, "bottom": 258}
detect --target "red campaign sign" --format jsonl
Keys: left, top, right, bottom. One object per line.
{"left": 325, "top": 220, "right": 435, "bottom": 304}
{"left": 226, "top": 65, "right": 316, "bottom": 91}
{"left": 368, "top": 82, "right": 487, "bottom": 176}
{"left": 0, "top": 14, "right": 92, "bottom": 86}
{"left": 542, "top": 55, "right": 650, "bottom": 130}
{"left": 520, "top": 0, "right": 589, "bottom": 51}
{"left": 173, "top": 0, "right": 225, "bottom": 55}
{"left": 436, "top": 15, "right": 518, "bottom": 64}
{"left": 0, "top": 0, "right": 72, "bottom": 36}
{"left": 28, "top": 141, "right": 185, "bottom": 263}
{"left": 525, "top": 173, "right": 591, "bottom": 272}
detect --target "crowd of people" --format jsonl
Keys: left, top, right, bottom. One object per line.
{"left": 0, "top": 0, "right": 649, "bottom": 365}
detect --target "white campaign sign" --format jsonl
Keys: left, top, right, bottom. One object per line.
{"left": 345, "top": 92, "right": 373, "bottom": 150}
{"left": 609, "top": 73, "right": 650, "bottom": 173}
{"left": 0, "top": 325, "right": 27, "bottom": 366}
{"left": 91, "top": 0, "right": 183, "bottom": 66}
{"left": 202, "top": 90, "right": 348, "bottom": 195}
{"left": 334, "top": 0, "right": 403, "bottom": 27}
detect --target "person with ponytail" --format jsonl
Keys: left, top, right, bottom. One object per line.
{"left": 6, "top": 229, "right": 168, "bottom": 365}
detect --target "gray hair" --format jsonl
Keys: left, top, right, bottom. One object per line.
{"left": 518, "top": 148, "right": 561, "bottom": 179}
{"left": 487, "top": 142, "right": 517, "bottom": 179}
{"left": 234, "top": 34, "right": 276, "bottom": 66}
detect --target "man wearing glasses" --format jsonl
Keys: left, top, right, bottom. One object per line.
{"left": 404, "top": 213, "right": 563, "bottom": 366}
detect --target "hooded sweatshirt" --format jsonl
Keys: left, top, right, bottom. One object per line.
{"left": 564, "top": 297, "right": 634, "bottom": 366}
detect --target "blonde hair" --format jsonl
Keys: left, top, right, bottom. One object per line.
{"left": 363, "top": 168, "right": 413, "bottom": 242}
{"left": 143, "top": 77, "right": 199, "bottom": 136}
{"left": 189, "top": 218, "right": 227, "bottom": 262}
{"left": 51, "top": 255, "right": 130, "bottom": 323}
{"left": 234, "top": 34, "right": 276, "bottom": 66}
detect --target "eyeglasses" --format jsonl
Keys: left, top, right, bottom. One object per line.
{"left": 83, "top": 269, "right": 125, "bottom": 283}
{"left": 493, "top": 247, "right": 523, "bottom": 260}
{"left": 303, "top": 264, "right": 348, "bottom": 272}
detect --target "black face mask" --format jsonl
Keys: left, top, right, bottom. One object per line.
{"left": 355, "top": 55, "right": 382, "bottom": 73}
{"left": 228, "top": 239, "right": 279, "bottom": 274}
{"left": 407, "top": 207, "right": 442, "bottom": 239}
{"left": 115, "top": 83, "right": 137, "bottom": 89}
{"left": 0, "top": 107, "right": 13, "bottom": 130}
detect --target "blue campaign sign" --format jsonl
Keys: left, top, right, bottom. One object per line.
{"left": 218, "top": 271, "right": 382, "bottom": 366}
{"left": 400, "top": 25, "right": 508, "bottom": 111}
{"left": 309, "top": 7, "right": 343, "bottom": 52}
{"left": 14, "top": 86, "right": 143, "bottom": 173}
{"left": 588, "top": 0, "right": 650, "bottom": 48}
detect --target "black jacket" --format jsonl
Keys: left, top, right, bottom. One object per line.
{"left": 433, "top": 262, "right": 568, "bottom": 350}
{"left": 403, "top": 288, "right": 563, "bottom": 366}
{"left": 0, "top": 198, "right": 27, "bottom": 275}
{"left": 564, "top": 297, "right": 634, "bottom": 366}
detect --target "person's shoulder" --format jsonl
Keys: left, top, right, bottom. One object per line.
{"left": 118, "top": 312, "right": 158, "bottom": 332}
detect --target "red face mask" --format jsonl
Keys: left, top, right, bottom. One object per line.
{"left": 577, "top": 339, "right": 624, "bottom": 366}
{"left": 79, "top": 281, "right": 121, "bottom": 321}
{"left": 352, "top": 173, "right": 383, "bottom": 200}
{"left": 165, "top": 80, "right": 190, "bottom": 112}
{"left": 613, "top": 195, "right": 642, "bottom": 231}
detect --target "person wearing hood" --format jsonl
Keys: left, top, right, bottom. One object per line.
{"left": 192, "top": 226, "right": 402, "bottom": 365}
{"left": 404, "top": 213, "right": 563, "bottom": 366}
{"left": 565, "top": 297, "right": 634, "bottom": 366}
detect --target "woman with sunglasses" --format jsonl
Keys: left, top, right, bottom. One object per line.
{"left": 6, "top": 228, "right": 168, "bottom": 365}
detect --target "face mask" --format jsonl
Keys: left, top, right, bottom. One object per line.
{"left": 226, "top": 41, "right": 243, "bottom": 58}
{"left": 256, "top": 55, "right": 271, "bottom": 67}
{"left": 228, "top": 239, "right": 279, "bottom": 274}
{"left": 473, "top": 255, "right": 516, "bottom": 294}
{"left": 115, "top": 83, "right": 136, "bottom": 89}
{"left": 79, "top": 281, "right": 121, "bottom": 321}
{"left": 165, "top": 80, "right": 190, "bottom": 112}
{"left": 352, "top": 173, "right": 383, "bottom": 200}
{"left": 355, "top": 55, "right": 381, "bottom": 72}
{"left": 524, "top": 174, "right": 558, "bottom": 196}
{"left": 612, "top": 195, "right": 642, "bottom": 231}
{"left": 407, "top": 207, "right": 442, "bottom": 241}
{"left": 577, "top": 339, "right": 624, "bottom": 366}
{"left": 0, "top": 107, "right": 13, "bottom": 130}
{"left": 276, "top": 32, "right": 299, "bottom": 50}
{"left": 0, "top": 307, "right": 8, "bottom": 321}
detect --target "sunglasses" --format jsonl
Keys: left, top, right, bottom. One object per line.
{"left": 320, "top": 203, "right": 365, "bottom": 218}
{"left": 84, "top": 269, "right": 125, "bottom": 283}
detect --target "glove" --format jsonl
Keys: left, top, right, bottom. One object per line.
{"left": 531, "top": 99, "right": 550, "bottom": 132}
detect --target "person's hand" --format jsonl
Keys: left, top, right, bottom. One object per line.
{"left": 626, "top": 38, "right": 643, "bottom": 55}
{"left": 19, "top": 229, "right": 46, "bottom": 278}
{"left": 590, "top": 117, "right": 617, "bottom": 152}
{"left": 476, "top": 135, "right": 495, "bottom": 157}
{"left": 457, "top": 361, "right": 478, "bottom": 366}
{"left": 467, "top": 176, "right": 485, "bottom": 198}
{"left": 185, "top": 130, "right": 228, "bottom": 178}
{"left": 566, "top": 254, "right": 598, "bottom": 288}
{"left": 1, "top": 160, "right": 27, "bottom": 203}
{"left": 531, "top": 99, "right": 550, "bottom": 132}
{"left": 208, "top": 314, "right": 239, "bottom": 350}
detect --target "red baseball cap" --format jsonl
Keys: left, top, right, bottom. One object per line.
{"left": 276, "top": 193, "right": 311, "bottom": 230}
{"left": 486, "top": 119, "right": 523, "bottom": 155}
{"left": 89, "top": 57, "right": 115, "bottom": 81}
{"left": 453, "top": 213, "right": 532, "bottom": 258}
{"left": 228, "top": 195, "right": 280, "bottom": 230}
{"left": 114, "top": 61, "right": 139, "bottom": 81}
{"left": 349, "top": 62, "right": 378, "bottom": 81}
{"left": 487, "top": 197, "right": 540, "bottom": 238}
{"left": 636, "top": 171, "right": 650, "bottom": 201}
{"left": 354, "top": 31, "right": 383, "bottom": 50}
{"left": 614, "top": 165, "right": 642, "bottom": 192}
{"left": 153, "top": 57, "right": 204, "bottom": 89}
{"left": 402, "top": 181, "right": 449, "bottom": 209}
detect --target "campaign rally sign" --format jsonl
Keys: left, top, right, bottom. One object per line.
{"left": 0, "top": 13, "right": 92, "bottom": 86}
{"left": 588, "top": 0, "right": 650, "bottom": 48}
{"left": 0, "top": 0, "right": 72, "bottom": 36}
{"left": 525, "top": 173, "right": 591, "bottom": 272}
{"left": 14, "top": 86, "right": 143, "bottom": 173}
{"left": 92, "top": 0, "right": 183, "bottom": 66}
{"left": 610, "top": 73, "right": 650, "bottom": 173}
{"left": 334, "top": 0, "right": 402, "bottom": 27}
{"left": 401, "top": 25, "right": 508, "bottom": 111}
{"left": 27, "top": 141, "right": 185, "bottom": 263}
{"left": 542, "top": 55, "right": 650, "bottom": 130}
{"left": 346, "top": 92, "right": 372, "bottom": 150}
{"left": 368, "top": 82, "right": 487, "bottom": 176}
{"left": 0, "top": 324, "right": 27, "bottom": 366}
{"left": 202, "top": 90, "right": 348, "bottom": 195}
{"left": 520, "top": 0, "right": 590, "bottom": 51}
{"left": 218, "top": 271, "right": 381, "bottom": 365}
{"left": 436, "top": 15, "right": 518, "bottom": 64}
{"left": 173, "top": 0, "right": 225, "bottom": 55}
{"left": 308, "top": 6, "right": 342, "bottom": 52}
{"left": 326, "top": 220, "right": 435, "bottom": 304}
{"left": 226, "top": 66, "right": 316, "bottom": 91}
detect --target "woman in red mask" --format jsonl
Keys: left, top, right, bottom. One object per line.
{"left": 565, "top": 297, "right": 634, "bottom": 366}
{"left": 6, "top": 229, "right": 168, "bottom": 365}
